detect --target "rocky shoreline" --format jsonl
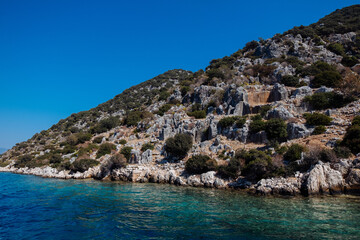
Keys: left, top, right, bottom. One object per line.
{"left": 2, "top": 157, "right": 360, "bottom": 197}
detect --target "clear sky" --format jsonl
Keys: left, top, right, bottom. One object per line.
{"left": 0, "top": 0, "right": 359, "bottom": 149}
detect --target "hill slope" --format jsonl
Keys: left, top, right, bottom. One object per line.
{"left": 1, "top": 5, "right": 360, "bottom": 196}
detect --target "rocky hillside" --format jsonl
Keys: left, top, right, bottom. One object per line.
{"left": 1, "top": 5, "right": 360, "bottom": 196}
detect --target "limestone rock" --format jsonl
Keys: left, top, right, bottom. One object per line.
{"left": 268, "top": 83, "right": 289, "bottom": 102}
{"left": 305, "top": 163, "right": 344, "bottom": 195}
{"left": 287, "top": 122, "right": 311, "bottom": 140}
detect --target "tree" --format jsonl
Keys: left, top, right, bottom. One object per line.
{"left": 185, "top": 155, "right": 217, "bottom": 174}
{"left": 265, "top": 118, "right": 287, "bottom": 142}
{"left": 165, "top": 133, "right": 193, "bottom": 159}
{"left": 284, "top": 144, "right": 305, "bottom": 162}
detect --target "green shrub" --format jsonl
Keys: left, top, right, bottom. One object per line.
{"left": 298, "top": 61, "right": 336, "bottom": 77}
{"left": 259, "top": 105, "right": 272, "bottom": 117}
{"left": 265, "top": 118, "right": 288, "bottom": 142}
{"left": 98, "top": 153, "right": 127, "bottom": 178}
{"left": 341, "top": 55, "right": 358, "bottom": 67}
{"left": 123, "top": 111, "right": 152, "bottom": 127}
{"left": 217, "top": 157, "right": 242, "bottom": 179}
{"left": 165, "top": 133, "right": 193, "bottom": 159}
{"left": 327, "top": 43, "right": 345, "bottom": 56}
{"left": 96, "top": 143, "right": 116, "bottom": 158}
{"left": 187, "top": 110, "right": 206, "bottom": 119}
{"left": 120, "top": 146, "right": 133, "bottom": 160}
{"left": 236, "top": 149, "right": 274, "bottom": 181}
{"left": 49, "top": 154, "right": 62, "bottom": 164}
{"left": 16, "top": 154, "right": 33, "bottom": 166}
{"left": 181, "top": 86, "right": 190, "bottom": 96}
{"left": 159, "top": 90, "right": 170, "bottom": 101}
{"left": 249, "top": 115, "right": 266, "bottom": 133}
{"left": 62, "top": 145, "right": 76, "bottom": 154}
{"left": 91, "top": 116, "right": 120, "bottom": 134}
{"left": 118, "top": 139, "right": 127, "bottom": 145}
{"left": 311, "top": 71, "right": 342, "bottom": 88}
{"left": 283, "top": 144, "right": 305, "bottom": 162}
{"left": 334, "top": 146, "right": 352, "bottom": 158}
{"left": 71, "top": 159, "right": 99, "bottom": 173}
{"left": 304, "top": 113, "right": 332, "bottom": 126}
{"left": 185, "top": 155, "right": 218, "bottom": 174}
{"left": 304, "top": 92, "right": 355, "bottom": 110}
{"left": 206, "top": 68, "right": 225, "bottom": 80}
{"left": 141, "top": 143, "right": 154, "bottom": 152}
{"left": 75, "top": 132, "right": 92, "bottom": 144}
{"left": 235, "top": 117, "right": 246, "bottom": 128}
{"left": 156, "top": 104, "right": 173, "bottom": 116}
{"left": 341, "top": 125, "right": 360, "bottom": 154}
{"left": 281, "top": 75, "right": 299, "bottom": 87}
{"left": 312, "top": 125, "right": 326, "bottom": 135}
{"left": 352, "top": 116, "right": 360, "bottom": 126}
{"left": 93, "top": 136, "right": 103, "bottom": 144}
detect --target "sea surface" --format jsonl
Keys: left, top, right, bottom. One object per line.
{"left": 0, "top": 172, "right": 360, "bottom": 240}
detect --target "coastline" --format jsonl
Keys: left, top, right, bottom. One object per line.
{"left": 1, "top": 158, "right": 360, "bottom": 197}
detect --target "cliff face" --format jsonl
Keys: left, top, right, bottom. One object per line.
{"left": 1, "top": 5, "right": 360, "bottom": 196}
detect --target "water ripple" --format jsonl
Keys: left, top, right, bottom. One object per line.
{"left": 0, "top": 173, "right": 360, "bottom": 239}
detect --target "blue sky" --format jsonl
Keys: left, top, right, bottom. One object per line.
{"left": 0, "top": 0, "right": 359, "bottom": 148}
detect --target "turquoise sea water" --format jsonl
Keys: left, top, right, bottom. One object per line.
{"left": 0, "top": 172, "right": 360, "bottom": 239}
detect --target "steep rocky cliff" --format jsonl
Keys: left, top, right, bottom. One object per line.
{"left": 1, "top": 5, "right": 360, "bottom": 196}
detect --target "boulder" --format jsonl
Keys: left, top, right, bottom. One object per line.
{"left": 208, "top": 117, "right": 218, "bottom": 140}
{"left": 287, "top": 123, "right": 311, "bottom": 140}
{"left": 305, "top": 163, "right": 344, "bottom": 195}
{"left": 315, "top": 86, "right": 333, "bottom": 93}
{"left": 128, "top": 149, "right": 141, "bottom": 164}
{"left": 268, "top": 83, "right": 289, "bottom": 102}
{"left": 267, "top": 106, "right": 294, "bottom": 120}
{"left": 200, "top": 171, "right": 216, "bottom": 187}
{"left": 140, "top": 150, "right": 152, "bottom": 164}
{"left": 291, "top": 86, "right": 312, "bottom": 98}
{"left": 249, "top": 130, "right": 268, "bottom": 144}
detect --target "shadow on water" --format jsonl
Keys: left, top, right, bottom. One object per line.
{"left": 0, "top": 172, "right": 360, "bottom": 239}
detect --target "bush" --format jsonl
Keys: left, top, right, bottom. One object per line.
{"left": 341, "top": 125, "right": 360, "bottom": 154}
{"left": 91, "top": 116, "right": 120, "bottom": 134}
{"left": 16, "top": 154, "right": 33, "bottom": 166}
{"left": 187, "top": 110, "right": 206, "bottom": 119}
{"left": 120, "top": 146, "right": 133, "bottom": 160}
{"left": 265, "top": 119, "right": 288, "bottom": 142}
{"left": 312, "top": 125, "right": 326, "bottom": 135}
{"left": 93, "top": 136, "right": 103, "bottom": 144}
{"left": 71, "top": 159, "right": 99, "bottom": 173}
{"left": 236, "top": 149, "right": 274, "bottom": 181}
{"left": 334, "top": 146, "right": 352, "bottom": 158}
{"left": 249, "top": 115, "right": 266, "bottom": 133}
{"left": 304, "top": 113, "right": 332, "bottom": 126}
{"left": 327, "top": 43, "right": 345, "bottom": 56}
{"left": 185, "top": 155, "right": 217, "bottom": 174}
{"left": 165, "top": 133, "right": 193, "bottom": 159}
{"left": 158, "top": 90, "right": 170, "bottom": 101}
{"left": 341, "top": 55, "right": 358, "bottom": 67}
{"left": 235, "top": 117, "right": 246, "bottom": 128}
{"left": 218, "top": 116, "right": 242, "bottom": 128}
{"left": 259, "top": 105, "right": 272, "bottom": 117}
{"left": 156, "top": 104, "right": 173, "bottom": 116}
{"left": 281, "top": 75, "right": 299, "bottom": 87}
{"left": 76, "top": 132, "right": 92, "bottom": 144}
{"left": 283, "top": 144, "right": 305, "bottom": 162}
{"left": 98, "top": 153, "right": 127, "bottom": 179}
{"left": 49, "top": 154, "right": 62, "bottom": 164}
{"left": 206, "top": 68, "right": 225, "bottom": 80}
{"left": 118, "top": 139, "right": 127, "bottom": 145}
{"left": 141, "top": 143, "right": 154, "bottom": 152}
{"left": 96, "top": 143, "right": 116, "bottom": 158}
{"left": 62, "top": 145, "right": 76, "bottom": 154}
{"left": 304, "top": 92, "right": 355, "bottom": 110}
{"left": 217, "top": 157, "right": 242, "bottom": 179}
{"left": 352, "top": 116, "right": 360, "bottom": 126}
{"left": 311, "top": 71, "right": 342, "bottom": 88}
